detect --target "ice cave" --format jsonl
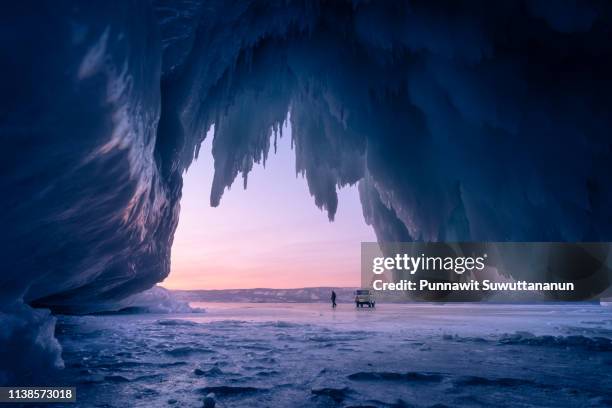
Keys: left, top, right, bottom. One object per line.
{"left": 2, "top": 0, "right": 612, "bottom": 384}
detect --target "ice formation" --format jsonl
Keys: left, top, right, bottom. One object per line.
{"left": 111, "top": 286, "right": 203, "bottom": 314}
{"left": 1, "top": 0, "right": 612, "bottom": 382}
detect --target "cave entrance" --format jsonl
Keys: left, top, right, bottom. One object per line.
{"left": 161, "top": 125, "right": 375, "bottom": 291}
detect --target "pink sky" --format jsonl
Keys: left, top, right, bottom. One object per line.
{"left": 161, "top": 125, "right": 376, "bottom": 290}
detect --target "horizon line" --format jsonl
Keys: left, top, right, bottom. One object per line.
{"left": 165, "top": 286, "right": 360, "bottom": 291}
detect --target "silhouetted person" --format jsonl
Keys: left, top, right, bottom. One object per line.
{"left": 331, "top": 290, "right": 337, "bottom": 308}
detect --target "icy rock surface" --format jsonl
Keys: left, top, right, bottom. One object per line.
{"left": 2, "top": 0, "right": 612, "bottom": 382}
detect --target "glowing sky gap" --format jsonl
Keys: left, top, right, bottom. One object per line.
{"left": 164, "top": 126, "right": 375, "bottom": 289}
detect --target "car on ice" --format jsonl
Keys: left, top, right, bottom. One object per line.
{"left": 354, "top": 289, "right": 375, "bottom": 308}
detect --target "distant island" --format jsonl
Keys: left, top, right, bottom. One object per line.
{"left": 171, "top": 287, "right": 610, "bottom": 305}
{"left": 172, "top": 287, "right": 359, "bottom": 303}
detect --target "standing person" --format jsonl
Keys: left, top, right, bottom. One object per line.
{"left": 331, "top": 290, "right": 337, "bottom": 308}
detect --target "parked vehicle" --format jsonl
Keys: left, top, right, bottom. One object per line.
{"left": 354, "top": 289, "right": 375, "bottom": 308}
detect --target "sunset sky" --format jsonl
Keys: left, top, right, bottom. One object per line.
{"left": 162, "top": 125, "right": 376, "bottom": 290}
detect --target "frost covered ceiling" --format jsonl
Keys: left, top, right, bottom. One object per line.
{"left": 1, "top": 0, "right": 612, "bottom": 383}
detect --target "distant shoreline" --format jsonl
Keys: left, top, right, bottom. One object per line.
{"left": 172, "top": 287, "right": 359, "bottom": 303}
{"left": 170, "top": 287, "right": 604, "bottom": 305}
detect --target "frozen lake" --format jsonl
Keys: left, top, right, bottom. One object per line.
{"left": 56, "top": 303, "right": 612, "bottom": 407}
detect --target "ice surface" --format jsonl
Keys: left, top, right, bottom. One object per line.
{"left": 0, "top": 302, "right": 63, "bottom": 385}
{"left": 54, "top": 303, "right": 612, "bottom": 407}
